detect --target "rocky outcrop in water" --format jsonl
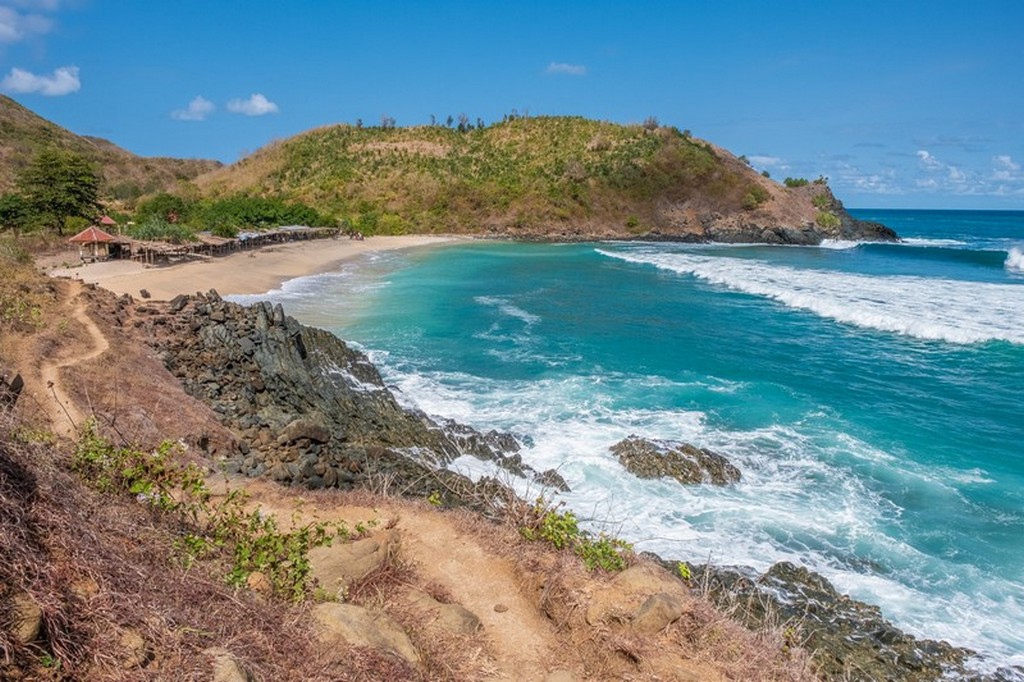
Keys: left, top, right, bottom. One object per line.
{"left": 671, "top": 559, "right": 1020, "bottom": 682}
{"left": 140, "top": 291, "right": 563, "bottom": 501}
{"left": 611, "top": 435, "right": 740, "bottom": 485}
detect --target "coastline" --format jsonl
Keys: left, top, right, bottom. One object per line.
{"left": 47, "top": 234, "right": 461, "bottom": 301}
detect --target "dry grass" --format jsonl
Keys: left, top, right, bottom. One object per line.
{"left": 0, "top": 411, "right": 446, "bottom": 681}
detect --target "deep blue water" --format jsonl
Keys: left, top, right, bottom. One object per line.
{"left": 233, "top": 209, "right": 1024, "bottom": 674}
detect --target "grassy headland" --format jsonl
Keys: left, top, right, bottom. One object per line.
{"left": 195, "top": 116, "right": 855, "bottom": 242}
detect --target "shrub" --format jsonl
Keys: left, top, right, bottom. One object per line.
{"left": 811, "top": 193, "right": 831, "bottom": 209}
{"left": 783, "top": 177, "right": 809, "bottom": 188}
{"left": 520, "top": 498, "right": 632, "bottom": 572}
{"left": 816, "top": 211, "right": 840, "bottom": 229}
{"left": 742, "top": 185, "right": 770, "bottom": 210}
{"left": 72, "top": 423, "right": 348, "bottom": 600}
{"left": 127, "top": 216, "right": 197, "bottom": 243}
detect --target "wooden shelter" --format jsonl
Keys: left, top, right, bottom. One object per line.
{"left": 68, "top": 225, "right": 118, "bottom": 261}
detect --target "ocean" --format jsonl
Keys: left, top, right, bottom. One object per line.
{"left": 231, "top": 209, "right": 1024, "bottom": 674}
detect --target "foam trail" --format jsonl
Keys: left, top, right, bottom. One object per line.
{"left": 474, "top": 295, "right": 541, "bottom": 324}
{"left": 900, "top": 237, "right": 969, "bottom": 247}
{"left": 596, "top": 248, "right": 1024, "bottom": 344}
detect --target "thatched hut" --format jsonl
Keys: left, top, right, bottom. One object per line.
{"left": 68, "top": 225, "right": 118, "bottom": 261}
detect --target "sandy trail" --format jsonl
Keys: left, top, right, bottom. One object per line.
{"left": 398, "top": 511, "right": 559, "bottom": 681}
{"left": 37, "top": 280, "right": 110, "bottom": 437}
{"left": 239, "top": 480, "right": 561, "bottom": 681}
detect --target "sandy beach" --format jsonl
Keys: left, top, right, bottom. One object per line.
{"left": 47, "top": 235, "right": 459, "bottom": 301}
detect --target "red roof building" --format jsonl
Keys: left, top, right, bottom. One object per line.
{"left": 69, "top": 225, "right": 118, "bottom": 260}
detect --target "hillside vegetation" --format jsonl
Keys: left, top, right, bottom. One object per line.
{"left": 198, "top": 116, "right": 860, "bottom": 242}
{"left": 0, "top": 95, "right": 221, "bottom": 202}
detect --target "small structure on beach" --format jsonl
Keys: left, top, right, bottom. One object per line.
{"left": 68, "top": 225, "right": 119, "bottom": 261}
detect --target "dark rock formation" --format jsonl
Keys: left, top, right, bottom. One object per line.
{"left": 665, "top": 558, "right": 1020, "bottom": 682}
{"left": 611, "top": 435, "right": 740, "bottom": 486}
{"left": 141, "top": 291, "right": 560, "bottom": 505}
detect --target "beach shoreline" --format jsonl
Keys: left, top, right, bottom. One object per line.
{"left": 46, "top": 234, "right": 461, "bottom": 301}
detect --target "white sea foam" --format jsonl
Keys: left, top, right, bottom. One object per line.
{"left": 359, "top": 348, "right": 1024, "bottom": 670}
{"left": 1006, "top": 247, "right": 1024, "bottom": 274}
{"left": 818, "top": 239, "right": 860, "bottom": 250}
{"left": 596, "top": 248, "right": 1024, "bottom": 344}
{"left": 474, "top": 295, "right": 541, "bottom": 324}
{"left": 899, "top": 237, "right": 969, "bottom": 247}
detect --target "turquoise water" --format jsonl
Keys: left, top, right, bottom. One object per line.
{"left": 233, "top": 209, "right": 1024, "bottom": 673}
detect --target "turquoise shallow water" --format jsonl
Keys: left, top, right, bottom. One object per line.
{"left": 232, "top": 209, "right": 1024, "bottom": 673}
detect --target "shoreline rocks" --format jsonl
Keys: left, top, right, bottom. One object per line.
{"left": 611, "top": 435, "right": 740, "bottom": 486}
{"left": 142, "top": 291, "right": 564, "bottom": 504}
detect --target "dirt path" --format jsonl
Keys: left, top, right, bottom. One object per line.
{"left": 398, "top": 512, "right": 561, "bottom": 681}
{"left": 37, "top": 281, "right": 110, "bottom": 437}
{"left": 236, "top": 480, "right": 562, "bottom": 680}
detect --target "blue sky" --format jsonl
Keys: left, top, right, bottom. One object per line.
{"left": 2, "top": 0, "right": 1022, "bottom": 209}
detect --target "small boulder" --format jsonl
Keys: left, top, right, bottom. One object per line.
{"left": 10, "top": 593, "right": 42, "bottom": 644}
{"left": 205, "top": 647, "right": 254, "bottom": 682}
{"left": 309, "top": 530, "right": 399, "bottom": 598}
{"left": 586, "top": 564, "right": 689, "bottom": 627}
{"left": 611, "top": 436, "right": 740, "bottom": 486}
{"left": 632, "top": 593, "right": 683, "bottom": 635}
{"left": 119, "top": 628, "right": 149, "bottom": 668}
{"left": 313, "top": 602, "right": 419, "bottom": 666}
{"left": 279, "top": 418, "right": 331, "bottom": 445}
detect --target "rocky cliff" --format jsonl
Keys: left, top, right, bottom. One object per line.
{"left": 139, "top": 291, "right": 565, "bottom": 504}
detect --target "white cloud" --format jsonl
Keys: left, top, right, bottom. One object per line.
{"left": 226, "top": 93, "right": 279, "bottom": 116}
{"left": 916, "top": 148, "right": 968, "bottom": 186}
{"left": 992, "top": 155, "right": 1021, "bottom": 181}
{"left": 545, "top": 62, "right": 587, "bottom": 76}
{"left": 171, "top": 95, "right": 215, "bottom": 121}
{"left": 0, "top": 5, "right": 53, "bottom": 43}
{"left": 916, "top": 149, "right": 943, "bottom": 170}
{"left": 1, "top": 65, "right": 79, "bottom": 95}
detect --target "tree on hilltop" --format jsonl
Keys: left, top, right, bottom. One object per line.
{"left": 17, "top": 148, "right": 101, "bottom": 235}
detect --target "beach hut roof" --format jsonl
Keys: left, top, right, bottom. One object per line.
{"left": 99, "top": 215, "right": 117, "bottom": 226}
{"left": 68, "top": 225, "right": 117, "bottom": 243}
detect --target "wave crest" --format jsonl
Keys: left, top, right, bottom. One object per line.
{"left": 596, "top": 248, "right": 1024, "bottom": 345}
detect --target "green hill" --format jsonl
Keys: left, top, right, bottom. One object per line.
{"left": 0, "top": 95, "right": 221, "bottom": 202}
{"left": 196, "top": 116, "right": 894, "bottom": 243}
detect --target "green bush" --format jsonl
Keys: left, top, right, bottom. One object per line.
{"left": 811, "top": 193, "right": 831, "bottom": 209}
{"left": 520, "top": 499, "right": 632, "bottom": 572}
{"left": 742, "top": 185, "right": 770, "bottom": 210}
{"left": 73, "top": 422, "right": 348, "bottom": 601}
{"left": 783, "top": 177, "right": 809, "bottom": 188}
{"left": 127, "top": 217, "right": 197, "bottom": 244}
{"left": 816, "top": 211, "right": 841, "bottom": 229}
